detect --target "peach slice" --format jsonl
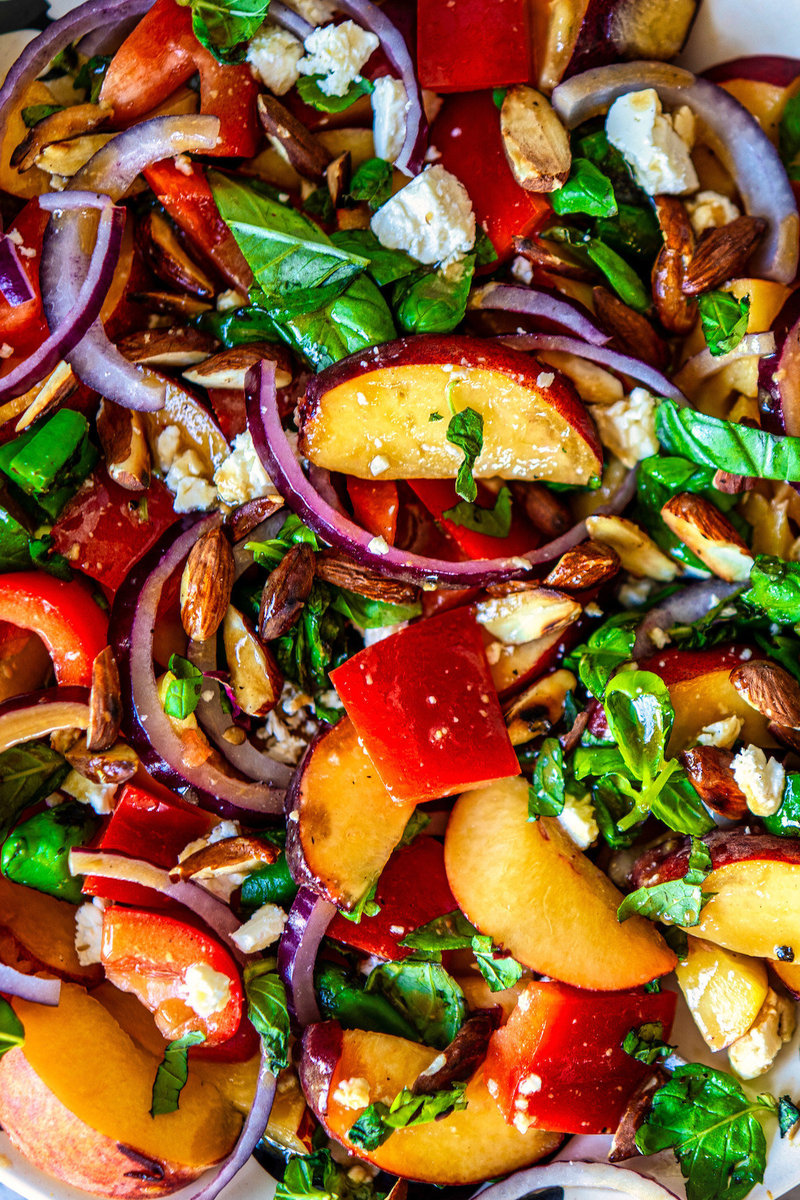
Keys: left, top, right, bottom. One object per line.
{"left": 0, "top": 874, "right": 101, "bottom": 986}
{"left": 300, "top": 1023, "right": 562, "bottom": 1184}
{"left": 444, "top": 777, "right": 676, "bottom": 990}
{"left": 676, "top": 936, "right": 769, "bottom": 1051}
{"left": 297, "top": 335, "right": 602, "bottom": 486}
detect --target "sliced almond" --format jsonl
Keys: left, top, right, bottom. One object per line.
{"left": 474, "top": 586, "right": 581, "bottom": 645}
{"left": 96, "top": 399, "right": 151, "bottom": 492}
{"left": 180, "top": 527, "right": 235, "bottom": 642}
{"left": 13, "top": 360, "right": 77, "bottom": 433}
{"left": 117, "top": 327, "right": 217, "bottom": 369}
{"left": 131, "top": 291, "right": 213, "bottom": 319}
{"left": 183, "top": 343, "right": 292, "bottom": 391}
{"left": 12, "top": 103, "right": 113, "bottom": 172}
{"left": 259, "top": 544, "right": 316, "bottom": 641}
{"left": 680, "top": 745, "right": 749, "bottom": 819}
{"left": 87, "top": 646, "right": 122, "bottom": 753}
{"left": 36, "top": 133, "right": 115, "bottom": 177}
{"left": 64, "top": 735, "right": 139, "bottom": 785}
{"left": 257, "top": 93, "right": 333, "bottom": 182}
{"left": 223, "top": 605, "right": 284, "bottom": 718}
{"left": 171, "top": 834, "right": 279, "bottom": 880}
{"left": 661, "top": 493, "right": 753, "bottom": 583}
{"left": 511, "top": 235, "right": 595, "bottom": 281}
{"left": 227, "top": 495, "right": 285, "bottom": 543}
{"left": 503, "top": 667, "right": 577, "bottom": 745}
{"left": 544, "top": 540, "right": 620, "bottom": 592}
{"left": 682, "top": 216, "right": 767, "bottom": 296}
{"left": 500, "top": 85, "right": 571, "bottom": 193}
{"left": 138, "top": 210, "right": 215, "bottom": 299}
{"left": 769, "top": 721, "right": 800, "bottom": 754}
{"left": 609, "top": 1069, "right": 670, "bottom": 1164}
{"left": 592, "top": 287, "right": 668, "bottom": 370}
{"left": 314, "top": 548, "right": 420, "bottom": 606}
{"left": 326, "top": 151, "right": 351, "bottom": 208}
{"left": 509, "top": 481, "right": 572, "bottom": 539}
{"left": 730, "top": 660, "right": 800, "bottom": 731}
{"left": 585, "top": 515, "right": 680, "bottom": 581}
{"left": 651, "top": 195, "right": 696, "bottom": 336}
{"left": 712, "top": 469, "right": 755, "bottom": 495}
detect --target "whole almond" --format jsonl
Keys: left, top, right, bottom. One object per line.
{"left": 592, "top": 287, "right": 669, "bottom": 370}
{"left": 227, "top": 495, "right": 285, "bottom": 543}
{"left": 660, "top": 493, "right": 753, "bottom": 582}
{"left": 500, "top": 85, "right": 571, "bottom": 193}
{"left": 315, "top": 548, "right": 419, "bottom": 605}
{"left": 96, "top": 399, "right": 151, "bottom": 492}
{"left": 257, "top": 93, "right": 333, "bottom": 182}
{"left": 682, "top": 216, "right": 767, "bottom": 296}
{"left": 509, "top": 481, "right": 571, "bottom": 538}
{"left": 651, "top": 195, "right": 696, "bottom": 335}
{"left": 87, "top": 646, "right": 122, "bottom": 753}
{"left": 712, "top": 469, "right": 755, "bottom": 494}
{"left": 259, "top": 544, "right": 316, "bottom": 641}
{"left": 544, "top": 540, "right": 620, "bottom": 591}
{"left": 730, "top": 660, "right": 800, "bottom": 730}
{"left": 180, "top": 527, "right": 235, "bottom": 642}
{"left": 585, "top": 515, "right": 680, "bottom": 582}
{"left": 680, "top": 746, "right": 749, "bottom": 819}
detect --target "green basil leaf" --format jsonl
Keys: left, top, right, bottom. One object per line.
{"left": 274, "top": 272, "right": 396, "bottom": 371}
{"left": 550, "top": 157, "right": 617, "bottom": 218}
{"left": 592, "top": 201, "right": 662, "bottom": 273}
{"left": 441, "top": 486, "right": 512, "bottom": 537}
{"left": 571, "top": 611, "right": 638, "bottom": 699}
{"left": 528, "top": 737, "right": 566, "bottom": 818}
{"left": 622, "top": 1021, "right": 673, "bottom": 1065}
{"left": 296, "top": 74, "right": 374, "bottom": 113}
{"left": 548, "top": 225, "right": 649, "bottom": 311}
{"left": 446, "top": 406, "right": 483, "bottom": 502}
{"left": 471, "top": 935, "right": 524, "bottom": 991}
{"left": 618, "top": 836, "right": 714, "bottom": 926}
{"left": 399, "top": 910, "right": 477, "bottom": 953}
{"left": 650, "top": 772, "right": 715, "bottom": 837}
{"left": 195, "top": 303, "right": 283, "bottom": 348}
{"left": 150, "top": 1031, "right": 205, "bottom": 1116}
{"left": 244, "top": 962, "right": 290, "bottom": 1073}
{"left": 276, "top": 1148, "right": 383, "bottom": 1200}
{"left": 0, "top": 997, "right": 24, "bottom": 1058}
{"left": 178, "top": 0, "right": 269, "bottom": 63}
{"left": 366, "top": 960, "right": 465, "bottom": 1049}
{"left": 656, "top": 399, "right": 800, "bottom": 482}
{"left": 779, "top": 1095, "right": 800, "bottom": 1137}
{"left": 21, "top": 103, "right": 64, "bottom": 127}
{"left": 698, "top": 290, "right": 750, "bottom": 357}
{"left": 393, "top": 255, "right": 476, "bottom": 335}
{"left": 779, "top": 93, "right": 800, "bottom": 179}
{"left": 0, "top": 740, "right": 69, "bottom": 843}
{"left": 603, "top": 670, "right": 674, "bottom": 784}
{"left": 330, "top": 588, "right": 422, "bottom": 627}
{"left": 348, "top": 1101, "right": 392, "bottom": 1150}
{"left": 163, "top": 654, "right": 204, "bottom": 720}
{"left": 349, "top": 1082, "right": 468, "bottom": 1150}
{"left": 474, "top": 227, "right": 498, "bottom": 267}
{"left": 745, "top": 555, "right": 800, "bottom": 622}
{"left": 303, "top": 186, "right": 335, "bottom": 223}
{"left": 348, "top": 158, "right": 393, "bottom": 210}
{"left": 73, "top": 54, "right": 111, "bottom": 103}
{"left": 330, "top": 229, "right": 418, "bottom": 287}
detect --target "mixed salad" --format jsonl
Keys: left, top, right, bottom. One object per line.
{"left": 1, "top": 1, "right": 800, "bottom": 1199}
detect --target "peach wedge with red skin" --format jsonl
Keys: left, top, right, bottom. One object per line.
{"left": 0, "top": 874, "right": 101, "bottom": 986}
{"left": 299, "top": 1023, "right": 562, "bottom": 1184}
{"left": 444, "top": 777, "right": 676, "bottom": 990}
{"left": 297, "top": 336, "right": 602, "bottom": 486}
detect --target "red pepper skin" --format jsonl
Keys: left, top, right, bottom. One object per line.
{"left": 432, "top": 91, "right": 551, "bottom": 260}
{"left": 347, "top": 477, "right": 399, "bottom": 545}
{"left": 326, "top": 837, "right": 457, "bottom": 960}
{"left": 83, "top": 782, "right": 215, "bottom": 908}
{"left": 484, "top": 980, "right": 677, "bottom": 1135}
{"left": 99, "top": 0, "right": 260, "bottom": 157}
{"left": 408, "top": 479, "right": 539, "bottom": 561}
{"left": 417, "top": 0, "right": 532, "bottom": 92}
{"left": 330, "top": 607, "right": 519, "bottom": 803}
{"left": 0, "top": 573, "right": 108, "bottom": 687}
{"left": 0, "top": 201, "right": 49, "bottom": 379}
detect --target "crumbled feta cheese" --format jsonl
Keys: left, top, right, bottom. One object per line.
{"left": 259, "top": 681, "right": 319, "bottom": 765}
{"left": 731, "top": 744, "right": 786, "bottom": 816}
{"left": 697, "top": 715, "right": 743, "bottom": 750}
{"left": 183, "top": 961, "right": 232, "bottom": 1018}
{"left": 298, "top": 21, "right": 378, "bottom": 97}
{"left": 247, "top": 24, "right": 303, "bottom": 95}
{"left": 369, "top": 454, "right": 390, "bottom": 476}
{"left": 231, "top": 903, "right": 287, "bottom": 953}
{"left": 370, "top": 164, "right": 475, "bottom": 266}
{"left": 517, "top": 1073, "right": 542, "bottom": 1095}
{"left": 166, "top": 449, "right": 217, "bottom": 513}
{"left": 371, "top": 75, "right": 408, "bottom": 164}
{"left": 728, "top": 988, "right": 795, "bottom": 1079}
{"left": 367, "top": 534, "right": 390, "bottom": 555}
{"left": 74, "top": 903, "right": 103, "bottom": 965}
{"left": 62, "top": 770, "right": 117, "bottom": 815}
{"left": 590, "top": 387, "right": 659, "bottom": 469}
{"left": 557, "top": 793, "right": 599, "bottom": 850}
{"left": 605, "top": 89, "right": 699, "bottom": 196}
{"left": 155, "top": 424, "right": 182, "bottom": 472}
{"left": 648, "top": 626, "right": 671, "bottom": 649}
{"left": 283, "top": 0, "right": 335, "bottom": 24}
{"left": 217, "top": 288, "right": 248, "bottom": 312}
{"left": 512, "top": 1110, "right": 536, "bottom": 1134}
{"left": 686, "top": 190, "right": 740, "bottom": 237}
{"left": 332, "top": 1076, "right": 371, "bottom": 1109}
{"left": 0, "top": 343, "right": 13, "bottom": 359}
{"left": 510, "top": 255, "right": 534, "bottom": 285}
{"left": 618, "top": 577, "right": 654, "bottom": 608}
{"left": 214, "top": 430, "right": 278, "bottom": 507}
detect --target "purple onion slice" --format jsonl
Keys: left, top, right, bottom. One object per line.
{"left": 0, "top": 964, "right": 61, "bottom": 1007}
{"left": 277, "top": 886, "right": 336, "bottom": 1027}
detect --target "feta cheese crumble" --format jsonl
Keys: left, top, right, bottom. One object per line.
{"left": 697, "top": 715, "right": 743, "bottom": 750}
{"left": 731, "top": 744, "right": 786, "bottom": 816}
{"left": 557, "top": 792, "right": 599, "bottom": 850}
{"left": 231, "top": 903, "right": 287, "bottom": 953}
{"left": 62, "top": 770, "right": 117, "bottom": 815}
{"left": 371, "top": 75, "right": 408, "bottom": 164}
{"left": 183, "top": 961, "right": 232, "bottom": 1018}
{"left": 298, "top": 21, "right": 378, "bottom": 97}
{"left": 156, "top": 425, "right": 217, "bottom": 513}
{"left": 605, "top": 89, "right": 699, "bottom": 196}
{"left": 590, "top": 387, "right": 659, "bottom": 469}
{"left": 370, "top": 165, "right": 475, "bottom": 266}
{"left": 247, "top": 25, "right": 304, "bottom": 95}
{"left": 214, "top": 430, "right": 279, "bottom": 507}
{"left": 686, "top": 190, "right": 740, "bottom": 236}
{"left": 728, "top": 988, "right": 795, "bottom": 1079}
{"left": 74, "top": 902, "right": 103, "bottom": 966}
{"left": 332, "top": 1076, "right": 371, "bottom": 1109}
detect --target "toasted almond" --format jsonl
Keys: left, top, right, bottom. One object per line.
{"left": 64, "top": 735, "right": 139, "bottom": 785}
{"left": 511, "top": 235, "right": 595, "bottom": 281}
{"left": 503, "top": 667, "right": 577, "bottom": 745}
{"left": 585, "top": 515, "right": 680, "bottom": 581}
{"left": 171, "top": 834, "right": 279, "bottom": 880}
{"left": 500, "top": 85, "right": 571, "bottom": 193}
{"left": 682, "top": 216, "right": 767, "bottom": 296}
{"left": 13, "top": 360, "right": 78, "bottom": 433}
{"left": 651, "top": 195, "right": 696, "bottom": 336}
{"left": 474, "top": 587, "right": 582, "bottom": 645}
{"left": 314, "top": 548, "right": 420, "bottom": 606}
{"left": 131, "top": 290, "right": 213, "bottom": 319}
{"left": 180, "top": 527, "right": 235, "bottom": 642}
{"left": 509, "top": 481, "right": 572, "bottom": 538}
{"left": 712, "top": 469, "right": 755, "bottom": 494}
{"left": 661, "top": 493, "right": 753, "bottom": 582}
{"left": 259, "top": 544, "right": 316, "bottom": 641}
{"left": 258, "top": 93, "right": 333, "bottom": 182}
{"left": 117, "top": 327, "right": 217, "bottom": 368}
{"left": 223, "top": 605, "right": 284, "bottom": 717}
{"left": 227, "top": 495, "right": 285, "bottom": 543}
{"left": 11, "top": 102, "right": 113, "bottom": 171}
{"left": 730, "top": 660, "right": 800, "bottom": 731}
{"left": 592, "top": 287, "right": 669, "bottom": 370}
{"left": 544, "top": 540, "right": 620, "bottom": 591}
{"left": 36, "top": 133, "right": 114, "bottom": 177}
{"left": 609, "top": 1069, "right": 670, "bottom": 1164}
{"left": 138, "top": 209, "right": 215, "bottom": 298}
{"left": 768, "top": 721, "right": 800, "bottom": 754}
{"left": 680, "top": 745, "right": 749, "bottom": 819}
{"left": 183, "top": 343, "right": 292, "bottom": 391}
{"left": 326, "top": 151, "right": 351, "bottom": 208}
{"left": 87, "top": 646, "right": 122, "bottom": 753}
{"left": 96, "top": 399, "right": 151, "bottom": 492}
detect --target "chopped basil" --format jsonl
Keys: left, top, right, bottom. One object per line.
{"left": 73, "top": 54, "right": 111, "bottom": 103}
{"left": 446, "top": 407, "right": 484, "bottom": 503}
{"left": 548, "top": 225, "right": 649, "bottom": 312}
{"left": 622, "top": 1021, "right": 673, "bottom": 1065}
{"left": 470, "top": 935, "right": 524, "bottom": 991}
{"left": 296, "top": 75, "right": 374, "bottom": 113}
{"left": 0, "top": 997, "right": 24, "bottom": 1059}
{"left": 244, "top": 962, "right": 290, "bottom": 1073}
{"left": 779, "top": 93, "right": 800, "bottom": 181}
{"left": 178, "top": 0, "right": 269, "bottom": 63}
{"left": 568, "top": 612, "right": 638, "bottom": 700}
{"left": 303, "top": 186, "right": 335, "bottom": 223}
{"left": 150, "top": 1031, "right": 205, "bottom": 1116}
{"left": 365, "top": 960, "right": 465, "bottom": 1049}
{"left": 21, "top": 103, "right": 64, "bottom": 127}
{"left": 0, "top": 741, "right": 69, "bottom": 843}
{"left": 778, "top": 1095, "right": 800, "bottom": 1137}
{"left": 618, "top": 836, "right": 715, "bottom": 926}
{"left": 348, "top": 158, "right": 393, "bottom": 211}
{"left": 330, "top": 588, "right": 422, "bottom": 627}
{"left": 349, "top": 1082, "right": 468, "bottom": 1150}
{"left": 393, "top": 255, "right": 476, "bottom": 335}
{"left": 429, "top": 411, "right": 443, "bottom": 422}
{"left": 276, "top": 1149, "right": 383, "bottom": 1200}
{"left": 550, "top": 157, "right": 617, "bottom": 218}
{"left": 330, "top": 229, "right": 418, "bottom": 287}
{"left": 162, "top": 655, "right": 204, "bottom": 720}
{"left": 745, "top": 555, "right": 800, "bottom": 622}
{"left": 698, "top": 290, "right": 750, "bottom": 357}
{"left": 398, "top": 911, "right": 522, "bottom": 992}
{"left": 528, "top": 737, "right": 566, "bottom": 818}
{"left": 656, "top": 399, "right": 800, "bottom": 482}
{"left": 441, "top": 486, "right": 512, "bottom": 537}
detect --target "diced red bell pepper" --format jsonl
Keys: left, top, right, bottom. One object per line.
{"left": 50, "top": 468, "right": 180, "bottom": 599}
{"left": 330, "top": 607, "right": 519, "bottom": 803}
{"left": 83, "top": 781, "right": 215, "bottom": 908}
{"left": 0, "top": 572, "right": 108, "bottom": 687}
{"left": 326, "top": 836, "right": 457, "bottom": 959}
{"left": 408, "top": 479, "right": 540, "bottom": 561}
{"left": 0, "top": 201, "right": 49, "bottom": 378}
{"left": 99, "top": 0, "right": 260, "bottom": 157}
{"left": 101, "top": 906, "right": 247, "bottom": 1051}
{"left": 417, "top": 0, "right": 532, "bottom": 92}
{"left": 347, "top": 477, "right": 399, "bottom": 545}
{"left": 484, "top": 980, "right": 677, "bottom": 1135}
{"left": 432, "top": 91, "right": 551, "bottom": 260}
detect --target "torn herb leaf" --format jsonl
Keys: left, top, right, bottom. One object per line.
{"left": 698, "top": 290, "right": 750, "bottom": 357}
{"left": 150, "top": 1031, "right": 205, "bottom": 1116}
{"left": 618, "top": 836, "right": 715, "bottom": 927}
{"left": 244, "top": 962, "right": 290, "bottom": 1074}
{"left": 528, "top": 737, "right": 566, "bottom": 819}
{"left": 446, "top": 407, "right": 483, "bottom": 503}
{"left": 442, "top": 486, "right": 512, "bottom": 537}
{"left": 623, "top": 1021, "right": 673, "bottom": 1065}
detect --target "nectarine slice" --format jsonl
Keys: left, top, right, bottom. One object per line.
{"left": 297, "top": 336, "right": 602, "bottom": 485}
{"left": 0, "top": 873, "right": 101, "bottom": 985}
{"left": 676, "top": 937, "right": 769, "bottom": 1051}
{"left": 444, "top": 777, "right": 676, "bottom": 990}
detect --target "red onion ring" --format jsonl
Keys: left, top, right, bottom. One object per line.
{"left": 500, "top": 333, "right": 689, "bottom": 404}
{"left": 472, "top": 1162, "right": 679, "bottom": 1200}
{"left": 471, "top": 283, "right": 611, "bottom": 347}
{"left": 189, "top": 1051, "right": 276, "bottom": 1200}
{"left": 277, "top": 886, "right": 335, "bottom": 1027}
{"left": 551, "top": 62, "right": 799, "bottom": 285}
{"left": 0, "top": 194, "right": 124, "bottom": 403}
{"left": 675, "top": 333, "right": 776, "bottom": 393}
{"left": 269, "top": 0, "right": 314, "bottom": 39}
{"left": 0, "top": 687, "right": 90, "bottom": 755}
{"left": 0, "top": 235, "right": 35, "bottom": 307}
{"left": 632, "top": 579, "right": 742, "bottom": 659}
{"left": 0, "top": 964, "right": 61, "bottom": 1007}
{"left": 108, "top": 515, "right": 288, "bottom": 817}
{"left": 40, "top": 115, "right": 220, "bottom": 412}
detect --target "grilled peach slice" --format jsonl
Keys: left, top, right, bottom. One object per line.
{"left": 0, "top": 874, "right": 101, "bottom": 986}
{"left": 676, "top": 937, "right": 769, "bottom": 1051}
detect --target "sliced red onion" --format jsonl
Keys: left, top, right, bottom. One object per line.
{"left": 0, "top": 194, "right": 124, "bottom": 403}
{"left": 0, "top": 687, "right": 90, "bottom": 755}
{"left": 674, "top": 333, "right": 776, "bottom": 393}
{"left": 189, "top": 1051, "right": 276, "bottom": 1200}
{"left": 472, "top": 1162, "right": 679, "bottom": 1200}
{"left": 269, "top": 0, "right": 314, "bottom": 39}
{"left": 0, "top": 964, "right": 61, "bottom": 1007}
{"left": 551, "top": 62, "right": 799, "bottom": 285}
{"left": 277, "top": 886, "right": 336, "bottom": 1026}
{"left": 247, "top": 360, "right": 636, "bottom": 585}
{"left": 40, "top": 115, "right": 220, "bottom": 412}
{"left": 501, "top": 333, "right": 689, "bottom": 404}
{"left": 109, "top": 515, "right": 287, "bottom": 817}
{"left": 472, "top": 283, "right": 610, "bottom": 347}
{"left": 632, "top": 579, "right": 742, "bottom": 660}
{"left": 0, "top": 235, "right": 34, "bottom": 307}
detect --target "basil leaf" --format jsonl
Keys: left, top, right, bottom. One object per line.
{"left": 442, "top": 486, "right": 512, "bottom": 537}
{"left": 394, "top": 255, "right": 476, "bottom": 335}
{"left": 296, "top": 74, "right": 374, "bottom": 113}
{"left": 21, "top": 103, "right": 64, "bottom": 127}
{"left": 603, "top": 670, "right": 674, "bottom": 785}
{"left": 349, "top": 1082, "right": 468, "bottom": 1150}
{"left": 474, "top": 227, "right": 498, "bottom": 267}
{"left": 73, "top": 54, "right": 111, "bottom": 103}
{"left": 548, "top": 225, "right": 649, "bottom": 311}
{"left": 178, "top": 0, "right": 269, "bottom": 63}
{"left": 244, "top": 962, "right": 290, "bottom": 1073}
{"left": 745, "top": 555, "right": 800, "bottom": 622}
{"left": 349, "top": 158, "right": 393, "bottom": 210}
{"left": 550, "top": 157, "right": 617, "bottom": 218}
{"left": 446, "top": 406, "right": 483, "bottom": 503}
{"left": 196, "top": 303, "right": 282, "bottom": 348}
{"left": 366, "top": 960, "right": 466, "bottom": 1049}
{"left": 650, "top": 772, "right": 715, "bottom": 837}
{"left": 274, "top": 272, "right": 396, "bottom": 371}
{"left": 779, "top": 1095, "right": 800, "bottom": 1137}
{"left": 348, "top": 1102, "right": 392, "bottom": 1150}
{"left": 399, "top": 910, "right": 476, "bottom": 953}
{"left": 0, "top": 740, "right": 69, "bottom": 842}
{"left": 571, "top": 612, "right": 638, "bottom": 699}
{"left": 330, "top": 588, "right": 422, "bottom": 627}
{"left": 618, "top": 836, "right": 715, "bottom": 926}
{"left": 150, "top": 1031, "right": 205, "bottom": 1116}
{"left": 622, "top": 1021, "right": 672, "bottom": 1065}
{"left": 593, "top": 202, "right": 662, "bottom": 274}
{"left": 698, "top": 290, "right": 750, "bottom": 357}
{"left": 0, "top": 997, "right": 24, "bottom": 1058}
{"left": 528, "top": 737, "right": 566, "bottom": 818}
{"left": 163, "top": 654, "right": 204, "bottom": 720}
{"left": 276, "top": 1148, "right": 383, "bottom": 1200}
{"left": 779, "top": 93, "right": 800, "bottom": 180}
{"left": 303, "top": 186, "right": 335, "bottom": 223}
{"left": 330, "top": 229, "right": 418, "bottom": 287}
{"left": 656, "top": 399, "right": 800, "bottom": 482}
{"left": 637, "top": 1064, "right": 775, "bottom": 1200}
{"left": 635, "top": 453, "right": 740, "bottom": 574}
{"left": 337, "top": 876, "right": 380, "bottom": 924}
{"left": 763, "top": 772, "right": 800, "bottom": 838}
{"left": 471, "top": 935, "right": 523, "bottom": 991}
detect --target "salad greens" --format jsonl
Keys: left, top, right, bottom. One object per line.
{"left": 0, "top": 998, "right": 24, "bottom": 1059}
{"left": 697, "top": 290, "right": 750, "bottom": 357}
{"left": 349, "top": 1082, "right": 469, "bottom": 1151}
{"left": 656, "top": 400, "right": 800, "bottom": 481}
{"left": 177, "top": 0, "right": 269, "bottom": 63}
{"left": 244, "top": 962, "right": 291, "bottom": 1073}
{"left": 618, "top": 837, "right": 715, "bottom": 926}
{"left": 150, "top": 1031, "right": 205, "bottom": 1116}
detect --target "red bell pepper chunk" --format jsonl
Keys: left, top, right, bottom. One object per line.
{"left": 484, "top": 980, "right": 677, "bottom": 1136}
{"left": 408, "top": 479, "right": 539, "bottom": 561}
{"left": 0, "top": 201, "right": 49, "bottom": 378}
{"left": 417, "top": 0, "right": 532, "bottom": 92}
{"left": 330, "top": 607, "right": 519, "bottom": 803}
{"left": 50, "top": 469, "right": 180, "bottom": 599}
{"left": 0, "top": 572, "right": 108, "bottom": 687}
{"left": 83, "top": 781, "right": 215, "bottom": 908}
{"left": 347, "top": 477, "right": 399, "bottom": 545}
{"left": 326, "top": 837, "right": 457, "bottom": 960}
{"left": 99, "top": 0, "right": 260, "bottom": 157}
{"left": 432, "top": 91, "right": 550, "bottom": 260}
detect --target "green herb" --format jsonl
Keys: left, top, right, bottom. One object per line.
{"left": 274, "top": 271, "right": 396, "bottom": 371}
{"left": 303, "top": 186, "right": 335, "bottom": 224}
{"left": 779, "top": 1095, "right": 800, "bottom": 1137}
{"left": 177, "top": 0, "right": 269, "bottom": 63}
{"left": 73, "top": 54, "right": 111, "bottom": 103}
{"left": 330, "top": 230, "right": 418, "bottom": 287}
{"left": 366, "top": 960, "right": 465, "bottom": 1049}
{"left": 28, "top": 534, "right": 73, "bottom": 580}
{"left": 603, "top": 670, "right": 674, "bottom": 793}
{"left": 330, "top": 588, "right": 422, "bottom": 628}
{"left": 0, "top": 997, "right": 24, "bottom": 1059}
{"left": 569, "top": 612, "right": 638, "bottom": 699}
{"left": 162, "top": 654, "right": 204, "bottom": 720}
{"left": 470, "top": 935, "right": 524, "bottom": 991}
{"left": 273, "top": 580, "right": 357, "bottom": 695}
{"left": 550, "top": 158, "right": 617, "bottom": 218}
{"left": 698, "top": 290, "right": 750, "bottom": 357}
{"left": 622, "top": 1021, "right": 673, "bottom": 1065}
{"left": 618, "top": 836, "right": 715, "bottom": 926}
{"left": 399, "top": 810, "right": 431, "bottom": 846}
{"left": 745, "top": 555, "right": 800, "bottom": 622}
{"left": 547, "top": 225, "right": 649, "bottom": 311}
{"left": 240, "top": 853, "right": 298, "bottom": 909}
{"left": 244, "top": 962, "right": 290, "bottom": 1073}
{"left": 763, "top": 772, "right": 800, "bottom": 838}
{"left": 0, "top": 741, "right": 69, "bottom": 843}
{"left": 400, "top": 910, "right": 478, "bottom": 953}
{"left": 636, "top": 454, "right": 741, "bottom": 574}
{"left": 247, "top": 512, "right": 320, "bottom": 569}
{"left": 441, "top": 486, "right": 512, "bottom": 537}
{"left": 150, "top": 1031, "right": 205, "bottom": 1116}
{"left": 316, "top": 963, "right": 418, "bottom": 1040}
{"left": 349, "top": 1082, "right": 468, "bottom": 1150}
{"left": 348, "top": 158, "right": 393, "bottom": 210}
{"left": 528, "top": 737, "right": 566, "bottom": 818}
{"left": 778, "top": 93, "right": 800, "bottom": 181}
{"left": 594, "top": 202, "right": 662, "bottom": 274}
{"left": 429, "top": 411, "right": 443, "bottom": 422}
{"left": 0, "top": 409, "right": 97, "bottom": 501}
{"left": 393, "top": 255, "right": 476, "bottom": 335}
{"left": 276, "top": 1149, "right": 384, "bottom": 1200}
{"left": 297, "top": 75, "right": 374, "bottom": 113}
{"left": 656, "top": 399, "right": 800, "bottom": 482}
{"left": 474, "top": 227, "right": 498, "bottom": 267}
{"left": 21, "top": 103, "right": 64, "bottom": 127}
{"left": 196, "top": 304, "right": 282, "bottom": 348}
{"left": 492, "top": 87, "right": 508, "bottom": 110}
{"left": 446, "top": 407, "right": 483, "bottom": 503}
